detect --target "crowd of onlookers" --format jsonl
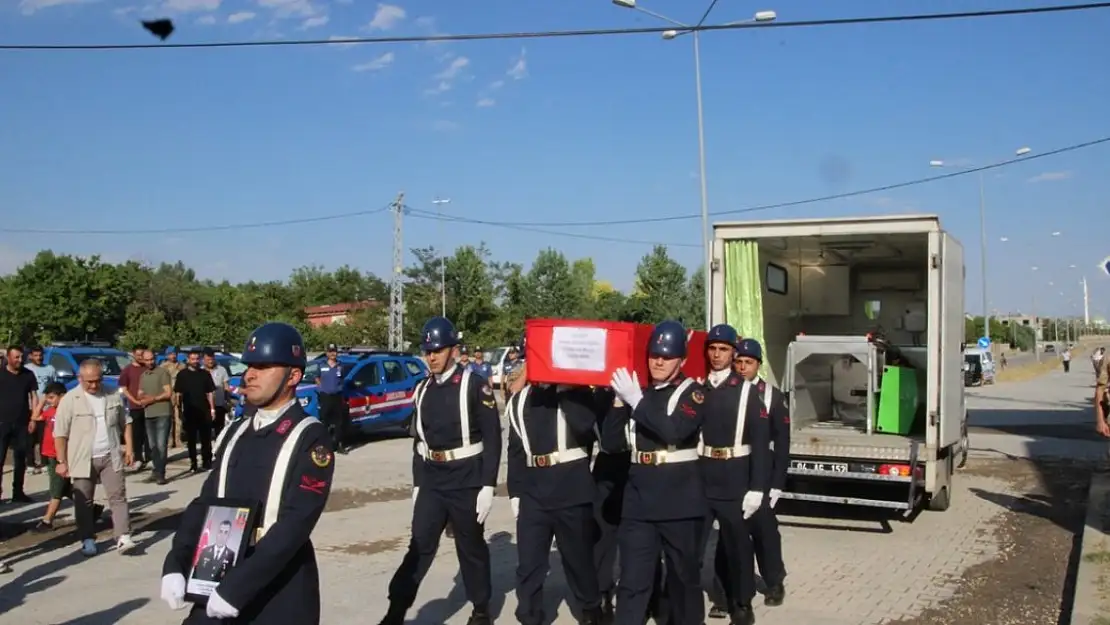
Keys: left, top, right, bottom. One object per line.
{"left": 0, "top": 343, "right": 234, "bottom": 570}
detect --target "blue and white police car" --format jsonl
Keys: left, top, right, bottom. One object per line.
{"left": 42, "top": 341, "right": 133, "bottom": 392}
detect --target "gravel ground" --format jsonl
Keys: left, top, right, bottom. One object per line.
{"left": 886, "top": 456, "right": 1094, "bottom": 625}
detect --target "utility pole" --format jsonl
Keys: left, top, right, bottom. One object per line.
{"left": 388, "top": 192, "right": 405, "bottom": 352}
{"left": 1083, "top": 276, "right": 1090, "bottom": 327}
{"left": 432, "top": 197, "right": 451, "bottom": 318}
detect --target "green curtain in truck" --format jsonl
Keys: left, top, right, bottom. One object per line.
{"left": 724, "top": 240, "right": 768, "bottom": 377}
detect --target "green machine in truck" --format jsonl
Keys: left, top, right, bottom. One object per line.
{"left": 709, "top": 215, "right": 969, "bottom": 514}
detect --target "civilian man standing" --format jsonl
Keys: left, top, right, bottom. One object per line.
{"left": 317, "top": 344, "right": 349, "bottom": 455}
{"left": 174, "top": 350, "right": 216, "bottom": 472}
{"left": 0, "top": 346, "right": 37, "bottom": 503}
{"left": 204, "top": 349, "right": 230, "bottom": 438}
{"left": 138, "top": 349, "right": 174, "bottom": 485}
{"left": 160, "top": 347, "right": 185, "bottom": 447}
{"left": 119, "top": 345, "right": 150, "bottom": 471}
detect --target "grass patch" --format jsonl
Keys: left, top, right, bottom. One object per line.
{"left": 996, "top": 357, "right": 1065, "bottom": 383}
{"left": 1086, "top": 551, "right": 1110, "bottom": 565}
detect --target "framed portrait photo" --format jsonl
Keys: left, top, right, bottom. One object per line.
{"left": 184, "top": 498, "right": 258, "bottom": 605}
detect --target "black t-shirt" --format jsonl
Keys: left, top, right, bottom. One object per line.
{"left": 0, "top": 367, "right": 38, "bottom": 424}
{"left": 174, "top": 367, "right": 216, "bottom": 413}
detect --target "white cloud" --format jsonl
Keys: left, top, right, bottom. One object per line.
{"left": 367, "top": 3, "right": 405, "bottom": 30}
{"left": 18, "top": 0, "right": 97, "bottom": 15}
{"left": 1026, "top": 171, "right": 1073, "bottom": 183}
{"left": 352, "top": 51, "right": 394, "bottom": 72}
{"left": 507, "top": 48, "right": 527, "bottom": 80}
{"left": 435, "top": 56, "right": 469, "bottom": 80}
{"left": 489, "top": 80, "right": 505, "bottom": 90}
{"left": 196, "top": 14, "right": 216, "bottom": 24}
{"left": 300, "top": 15, "right": 328, "bottom": 29}
{"left": 163, "top": 0, "right": 220, "bottom": 12}
{"left": 476, "top": 97, "right": 495, "bottom": 108}
{"left": 228, "top": 10, "right": 255, "bottom": 23}
{"left": 424, "top": 81, "right": 451, "bottom": 96}
{"left": 257, "top": 0, "right": 316, "bottom": 18}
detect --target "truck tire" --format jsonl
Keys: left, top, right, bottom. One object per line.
{"left": 956, "top": 418, "right": 969, "bottom": 470}
{"left": 927, "top": 485, "right": 951, "bottom": 512}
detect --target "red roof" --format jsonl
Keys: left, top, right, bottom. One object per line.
{"left": 304, "top": 301, "right": 379, "bottom": 316}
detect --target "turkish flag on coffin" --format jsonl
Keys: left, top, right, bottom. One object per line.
{"left": 524, "top": 318, "right": 708, "bottom": 387}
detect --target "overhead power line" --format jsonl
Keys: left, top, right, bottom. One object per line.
{"left": 1, "top": 134, "right": 1104, "bottom": 240}
{"left": 3, "top": 3, "right": 1108, "bottom": 51}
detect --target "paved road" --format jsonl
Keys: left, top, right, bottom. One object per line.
{"left": 0, "top": 368, "right": 1100, "bottom": 625}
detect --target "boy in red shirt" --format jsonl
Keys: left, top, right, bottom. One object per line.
{"left": 32, "top": 382, "right": 72, "bottom": 532}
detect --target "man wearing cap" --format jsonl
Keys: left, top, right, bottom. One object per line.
{"left": 728, "top": 338, "right": 789, "bottom": 607}
{"left": 606, "top": 320, "right": 708, "bottom": 625}
{"left": 469, "top": 347, "right": 494, "bottom": 382}
{"left": 159, "top": 322, "right": 333, "bottom": 624}
{"left": 317, "top": 344, "right": 349, "bottom": 455}
{"left": 378, "top": 316, "right": 502, "bottom": 625}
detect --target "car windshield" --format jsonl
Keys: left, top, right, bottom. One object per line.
{"left": 486, "top": 347, "right": 507, "bottom": 365}
{"left": 301, "top": 361, "right": 321, "bottom": 385}
{"left": 72, "top": 352, "right": 131, "bottom": 376}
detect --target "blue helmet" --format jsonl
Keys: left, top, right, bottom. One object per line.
{"left": 707, "top": 324, "right": 739, "bottom": 349}
{"left": 648, "top": 320, "right": 687, "bottom": 358}
{"left": 420, "top": 317, "right": 459, "bottom": 352}
{"left": 241, "top": 322, "right": 307, "bottom": 368}
{"left": 164, "top": 346, "right": 177, "bottom": 356}
{"left": 736, "top": 338, "right": 763, "bottom": 363}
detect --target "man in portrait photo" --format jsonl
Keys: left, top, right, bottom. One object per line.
{"left": 193, "top": 519, "right": 237, "bottom": 583}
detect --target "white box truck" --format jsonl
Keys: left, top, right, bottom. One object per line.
{"left": 709, "top": 214, "right": 968, "bottom": 513}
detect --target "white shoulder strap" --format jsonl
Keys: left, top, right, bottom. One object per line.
{"left": 666, "top": 378, "right": 696, "bottom": 416}
{"left": 217, "top": 420, "right": 252, "bottom": 498}
{"left": 458, "top": 368, "right": 473, "bottom": 446}
{"left": 260, "top": 417, "right": 322, "bottom": 538}
{"left": 734, "top": 381, "right": 752, "bottom": 447}
{"left": 412, "top": 377, "right": 431, "bottom": 443}
{"left": 508, "top": 385, "right": 533, "bottom": 457}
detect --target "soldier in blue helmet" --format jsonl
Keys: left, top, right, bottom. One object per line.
{"left": 604, "top": 320, "right": 709, "bottom": 625}
{"left": 725, "top": 337, "right": 788, "bottom": 609}
{"left": 160, "top": 322, "right": 333, "bottom": 625}
{"left": 379, "top": 316, "right": 502, "bottom": 625}
{"left": 698, "top": 326, "right": 769, "bottom": 624}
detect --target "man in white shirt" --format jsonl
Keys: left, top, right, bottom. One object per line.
{"left": 53, "top": 359, "right": 137, "bottom": 557}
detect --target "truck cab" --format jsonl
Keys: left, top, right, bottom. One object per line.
{"left": 710, "top": 215, "right": 968, "bottom": 513}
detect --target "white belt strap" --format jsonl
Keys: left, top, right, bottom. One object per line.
{"left": 413, "top": 367, "right": 473, "bottom": 454}
{"left": 626, "top": 377, "right": 696, "bottom": 458}
{"left": 508, "top": 385, "right": 588, "bottom": 467}
{"left": 698, "top": 378, "right": 753, "bottom": 457}
{"left": 260, "top": 418, "right": 320, "bottom": 538}
{"left": 631, "top": 447, "right": 699, "bottom": 464}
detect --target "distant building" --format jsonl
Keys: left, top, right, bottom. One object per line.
{"left": 304, "top": 302, "right": 379, "bottom": 328}
{"left": 1000, "top": 314, "right": 1043, "bottom": 342}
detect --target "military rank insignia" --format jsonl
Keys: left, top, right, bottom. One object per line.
{"left": 310, "top": 445, "right": 333, "bottom": 468}
{"left": 691, "top": 390, "right": 705, "bottom": 404}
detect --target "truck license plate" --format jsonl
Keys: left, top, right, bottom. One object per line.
{"left": 791, "top": 460, "right": 849, "bottom": 473}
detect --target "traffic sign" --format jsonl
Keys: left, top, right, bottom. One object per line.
{"left": 977, "top": 337, "right": 991, "bottom": 349}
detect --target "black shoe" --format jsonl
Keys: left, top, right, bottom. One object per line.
{"left": 601, "top": 593, "right": 615, "bottom": 623}
{"left": 709, "top": 603, "right": 730, "bottom": 619}
{"left": 11, "top": 493, "right": 32, "bottom": 504}
{"left": 466, "top": 606, "right": 492, "bottom": 625}
{"left": 156, "top": 476, "right": 168, "bottom": 486}
{"left": 581, "top": 605, "right": 604, "bottom": 625}
{"left": 444, "top": 523, "right": 455, "bottom": 539}
{"left": 31, "top": 520, "right": 54, "bottom": 534}
{"left": 93, "top": 503, "right": 105, "bottom": 519}
{"left": 731, "top": 604, "right": 756, "bottom": 625}
{"left": 337, "top": 446, "right": 349, "bottom": 455}
{"left": 764, "top": 583, "right": 785, "bottom": 607}
{"left": 190, "top": 464, "right": 200, "bottom": 473}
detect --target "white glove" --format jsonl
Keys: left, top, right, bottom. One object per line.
{"left": 510, "top": 497, "right": 520, "bottom": 520}
{"left": 610, "top": 368, "right": 643, "bottom": 411}
{"left": 769, "top": 488, "right": 783, "bottom": 509}
{"left": 742, "top": 491, "right": 763, "bottom": 520}
{"left": 206, "top": 589, "right": 239, "bottom": 619}
{"left": 160, "top": 573, "right": 187, "bottom": 610}
{"left": 476, "top": 486, "right": 495, "bottom": 524}
{"left": 412, "top": 487, "right": 419, "bottom": 507}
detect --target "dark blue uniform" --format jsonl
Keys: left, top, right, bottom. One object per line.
{"left": 507, "top": 384, "right": 602, "bottom": 625}
{"left": 165, "top": 403, "right": 334, "bottom": 625}
{"left": 603, "top": 377, "right": 708, "bottom": 625}
{"left": 316, "top": 359, "right": 348, "bottom": 453}
{"left": 750, "top": 377, "right": 789, "bottom": 602}
{"left": 382, "top": 363, "right": 502, "bottom": 623}
{"left": 699, "top": 372, "right": 770, "bottom": 622}
{"left": 468, "top": 360, "right": 494, "bottom": 381}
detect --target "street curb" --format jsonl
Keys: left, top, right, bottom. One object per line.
{"left": 1070, "top": 470, "right": 1110, "bottom": 625}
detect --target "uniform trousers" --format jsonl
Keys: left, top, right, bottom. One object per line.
{"left": 616, "top": 517, "right": 705, "bottom": 625}
{"left": 749, "top": 500, "right": 786, "bottom": 587}
{"left": 317, "top": 392, "right": 348, "bottom": 451}
{"left": 515, "top": 499, "right": 600, "bottom": 625}
{"left": 704, "top": 498, "right": 756, "bottom": 610}
{"left": 387, "top": 486, "right": 491, "bottom": 609}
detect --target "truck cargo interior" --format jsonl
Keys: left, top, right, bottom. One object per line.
{"left": 757, "top": 232, "right": 931, "bottom": 440}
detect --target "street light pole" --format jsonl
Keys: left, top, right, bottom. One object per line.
{"left": 610, "top": 0, "right": 776, "bottom": 330}
{"left": 432, "top": 197, "right": 451, "bottom": 318}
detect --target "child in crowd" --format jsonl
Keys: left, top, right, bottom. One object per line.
{"left": 32, "top": 382, "right": 72, "bottom": 532}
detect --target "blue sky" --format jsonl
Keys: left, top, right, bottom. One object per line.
{"left": 1, "top": 0, "right": 1108, "bottom": 320}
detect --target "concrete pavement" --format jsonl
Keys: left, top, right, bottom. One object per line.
{"left": 0, "top": 365, "right": 1100, "bottom": 624}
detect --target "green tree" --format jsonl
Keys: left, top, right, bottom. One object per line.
{"left": 627, "top": 245, "right": 690, "bottom": 325}
{"left": 445, "top": 244, "right": 499, "bottom": 345}
{"left": 524, "top": 249, "right": 579, "bottom": 319}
